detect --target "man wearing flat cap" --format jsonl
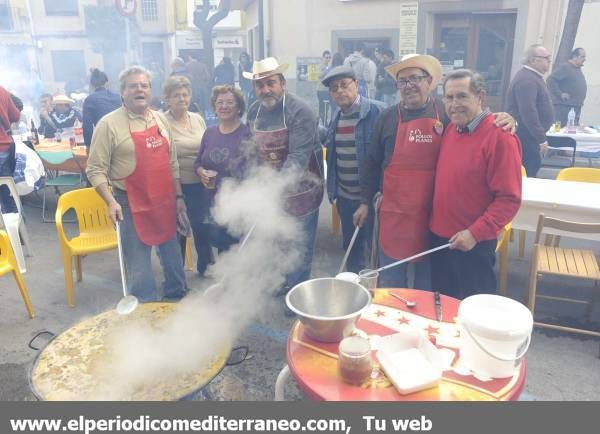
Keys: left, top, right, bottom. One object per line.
{"left": 322, "top": 65, "right": 385, "bottom": 272}
{"left": 245, "top": 57, "right": 324, "bottom": 305}
{"left": 359, "top": 54, "right": 515, "bottom": 289}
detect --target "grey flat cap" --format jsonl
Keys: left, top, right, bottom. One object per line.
{"left": 321, "top": 65, "right": 356, "bottom": 87}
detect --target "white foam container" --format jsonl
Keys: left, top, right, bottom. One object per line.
{"left": 335, "top": 272, "right": 358, "bottom": 283}
{"left": 376, "top": 330, "right": 443, "bottom": 395}
{"left": 458, "top": 294, "right": 533, "bottom": 379}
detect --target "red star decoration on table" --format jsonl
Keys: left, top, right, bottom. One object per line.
{"left": 425, "top": 324, "right": 440, "bottom": 336}
{"left": 374, "top": 310, "right": 386, "bottom": 317}
{"left": 397, "top": 316, "right": 411, "bottom": 325}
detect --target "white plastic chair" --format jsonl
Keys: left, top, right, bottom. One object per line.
{"left": 0, "top": 177, "right": 32, "bottom": 273}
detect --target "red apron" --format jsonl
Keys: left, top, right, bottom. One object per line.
{"left": 253, "top": 96, "right": 323, "bottom": 217}
{"left": 120, "top": 113, "right": 176, "bottom": 246}
{"left": 379, "top": 102, "right": 443, "bottom": 260}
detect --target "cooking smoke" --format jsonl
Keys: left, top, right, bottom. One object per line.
{"left": 92, "top": 165, "right": 305, "bottom": 399}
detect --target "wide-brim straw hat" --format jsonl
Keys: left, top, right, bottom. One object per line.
{"left": 52, "top": 94, "right": 74, "bottom": 105}
{"left": 242, "top": 57, "right": 288, "bottom": 80}
{"left": 385, "top": 54, "right": 443, "bottom": 90}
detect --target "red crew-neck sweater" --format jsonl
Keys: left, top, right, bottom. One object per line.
{"left": 430, "top": 113, "right": 522, "bottom": 241}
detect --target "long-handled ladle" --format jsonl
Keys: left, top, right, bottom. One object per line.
{"left": 338, "top": 225, "right": 360, "bottom": 274}
{"left": 115, "top": 220, "right": 139, "bottom": 315}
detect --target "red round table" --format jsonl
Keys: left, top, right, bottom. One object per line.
{"left": 282, "top": 289, "right": 526, "bottom": 401}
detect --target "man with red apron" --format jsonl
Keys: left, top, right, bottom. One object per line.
{"left": 245, "top": 58, "right": 323, "bottom": 310}
{"left": 86, "top": 66, "right": 188, "bottom": 302}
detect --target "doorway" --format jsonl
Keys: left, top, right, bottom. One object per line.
{"left": 434, "top": 13, "right": 516, "bottom": 111}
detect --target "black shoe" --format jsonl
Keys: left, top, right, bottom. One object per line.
{"left": 163, "top": 288, "right": 189, "bottom": 301}
{"left": 272, "top": 284, "right": 291, "bottom": 298}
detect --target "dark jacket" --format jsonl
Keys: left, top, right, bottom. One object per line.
{"left": 82, "top": 88, "right": 122, "bottom": 146}
{"left": 505, "top": 67, "right": 554, "bottom": 145}
{"left": 546, "top": 62, "right": 587, "bottom": 107}
{"left": 324, "top": 97, "right": 385, "bottom": 203}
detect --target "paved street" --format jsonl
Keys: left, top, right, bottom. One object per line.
{"left": 1, "top": 185, "right": 599, "bottom": 401}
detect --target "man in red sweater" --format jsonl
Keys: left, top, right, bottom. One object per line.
{"left": 429, "top": 69, "right": 522, "bottom": 299}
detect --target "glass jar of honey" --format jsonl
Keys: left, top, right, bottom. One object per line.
{"left": 338, "top": 336, "right": 372, "bottom": 385}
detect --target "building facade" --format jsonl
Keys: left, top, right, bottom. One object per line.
{"left": 231, "top": 0, "right": 599, "bottom": 120}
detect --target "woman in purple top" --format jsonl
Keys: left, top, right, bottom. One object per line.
{"left": 194, "top": 85, "right": 251, "bottom": 274}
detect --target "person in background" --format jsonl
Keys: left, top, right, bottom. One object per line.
{"left": 170, "top": 57, "right": 188, "bottom": 77}
{"left": 184, "top": 55, "right": 211, "bottom": 115}
{"left": 214, "top": 57, "right": 236, "bottom": 87}
{"left": 362, "top": 47, "right": 378, "bottom": 99}
{"left": 344, "top": 43, "right": 371, "bottom": 97}
{"left": 38, "top": 95, "right": 82, "bottom": 138}
{"left": 317, "top": 50, "right": 332, "bottom": 125}
{"left": 163, "top": 75, "right": 209, "bottom": 274}
{"left": 430, "top": 69, "right": 522, "bottom": 299}
{"left": 82, "top": 68, "right": 121, "bottom": 147}
{"left": 0, "top": 85, "right": 21, "bottom": 213}
{"left": 546, "top": 47, "right": 587, "bottom": 126}
{"left": 331, "top": 52, "right": 344, "bottom": 68}
{"left": 322, "top": 66, "right": 385, "bottom": 273}
{"left": 86, "top": 65, "right": 188, "bottom": 302}
{"left": 245, "top": 57, "right": 323, "bottom": 312}
{"left": 505, "top": 44, "right": 554, "bottom": 177}
{"left": 238, "top": 51, "right": 254, "bottom": 105}
{"left": 194, "top": 85, "right": 251, "bottom": 274}
{"left": 37, "top": 93, "right": 54, "bottom": 137}
{"left": 375, "top": 49, "right": 397, "bottom": 107}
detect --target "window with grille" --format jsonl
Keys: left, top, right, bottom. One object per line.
{"left": 141, "top": 0, "right": 158, "bottom": 21}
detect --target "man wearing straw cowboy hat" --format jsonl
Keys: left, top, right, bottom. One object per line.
{"left": 245, "top": 57, "right": 323, "bottom": 305}
{"left": 358, "top": 54, "right": 515, "bottom": 289}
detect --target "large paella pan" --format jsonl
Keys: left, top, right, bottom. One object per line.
{"left": 30, "top": 302, "right": 246, "bottom": 400}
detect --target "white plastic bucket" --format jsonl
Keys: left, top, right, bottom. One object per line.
{"left": 458, "top": 294, "right": 533, "bottom": 378}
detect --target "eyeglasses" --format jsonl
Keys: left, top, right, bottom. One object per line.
{"left": 329, "top": 79, "right": 355, "bottom": 92}
{"left": 215, "top": 100, "right": 236, "bottom": 107}
{"left": 396, "top": 75, "right": 430, "bottom": 88}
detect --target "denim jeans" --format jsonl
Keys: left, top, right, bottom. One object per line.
{"left": 115, "top": 191, "right": 187, "bottom": 302}
{"left": 181, "top": 182, "right": 213, "bottom": 274}
{"left": 0, "top": 151, "right": 17, "bottom": 213}
{"left": 378, "top": 246, "right": 432, "bottom": 290}
{"left": 284, "top": 209, "right": 319, "bottom": 289}
{"left": 336, "top": 196, "right": 373, "bottom": 273}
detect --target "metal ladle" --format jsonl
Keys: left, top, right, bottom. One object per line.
{"left": 338, "top": 225, "right": 360, "bottom": 274}
{"left": 115, "top": 221, "right": 139, "bottom": 315}
{"left": 203, "top": 223, "right": 257, "bottom": 298}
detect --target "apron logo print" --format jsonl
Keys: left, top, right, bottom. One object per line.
{"left": 408, "top": 128, "right": 434, "bottom": 143}
{"left": 145, "top": 136, "right": 163, "bottom": 149}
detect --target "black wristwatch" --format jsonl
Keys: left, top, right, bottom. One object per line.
{"left": 176, "top": 194, "right": 185, "bottom": 200}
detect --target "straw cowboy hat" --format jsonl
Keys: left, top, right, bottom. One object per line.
{"left": 242, "top": 57, "right": 289, "bottom": 80}
{"left": 385, "top": 54, "right": 443, "bottom": 90}
{"left": 52, "top": 94, "right": 74, "bottom": 105}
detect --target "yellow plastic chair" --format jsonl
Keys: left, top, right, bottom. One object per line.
{"left": 556, "top": 167, "right": 600, "bottom": 183}
{"left": 55, "top": 188, "right": 117, "bottom": 306}
{"left": 496, "top": 223, "right": 512, "bottom": 297}
{"left": 0, "top": 230, "right": 34, "bottom": 318}
{"left": 323, "top": 146, "right": 342, "bottom": 235}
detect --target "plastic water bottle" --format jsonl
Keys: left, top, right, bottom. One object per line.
{"left": 74, "top": 119, "right": 83, "bottom": 145}
{"left": 566, "top": 107, "right": 576, "bottom": 133}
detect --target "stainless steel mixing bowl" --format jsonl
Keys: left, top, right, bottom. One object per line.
{"left": 285, "top": 278, "right": 372, "bottom": 342}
